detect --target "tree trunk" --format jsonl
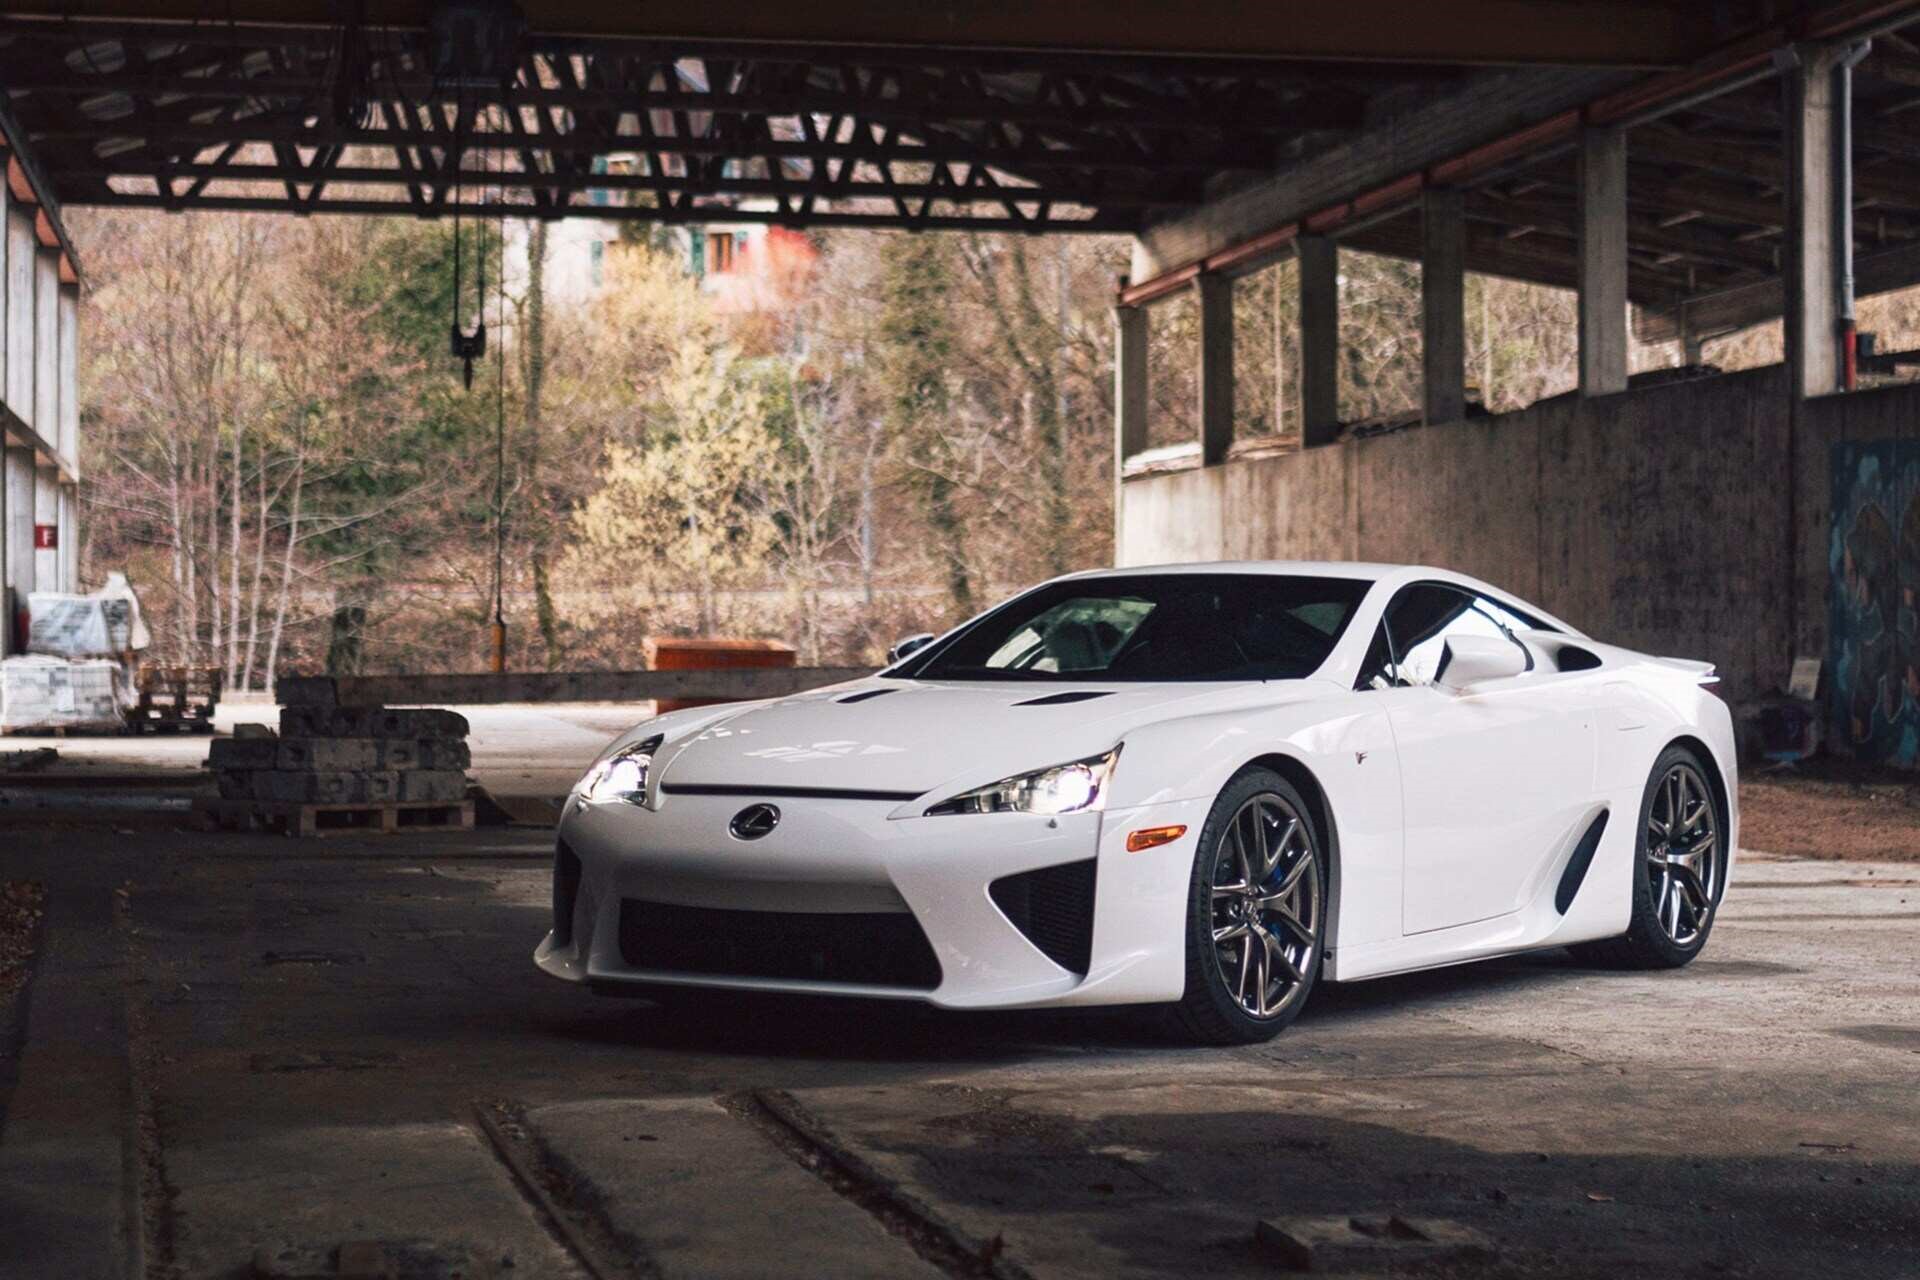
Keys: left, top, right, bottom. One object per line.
{"left": 859, "top": 420, "right": 878, "bottom": 611}
{"left": 227, "top": 423, "right": 244, "bottom": 687}
{"left": 242, "top": 453, "right": 270, "bottom": 691}
{"left": 1038, "top": 242, "right": 1070, "bottom": 576}
{"left": 264, "top": 450, "right": 304, "bottom": 689}
{"left": 925, "top": 471, "right": 972, "bottom": 618}
{"left": 522, "top": 220, "right": 561, "bottom": 668}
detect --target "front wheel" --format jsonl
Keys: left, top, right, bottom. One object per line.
{"left": 1163, "top": 768, "right": 1327, "bottom": 1045}
{"left": 1572, "top": 744, "right": 1725, "bottom": 970}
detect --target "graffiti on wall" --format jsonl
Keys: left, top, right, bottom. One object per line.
{"left": 1830, "top": 440, "right": 1920, "bottom": 766}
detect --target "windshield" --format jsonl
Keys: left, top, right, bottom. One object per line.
{"left": 893, "top": 574, "right": 1371, "bottom": 682}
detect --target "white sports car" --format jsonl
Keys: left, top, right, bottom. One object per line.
{"left": 538, "top": 562, "right": 1736, "bottom": 1044}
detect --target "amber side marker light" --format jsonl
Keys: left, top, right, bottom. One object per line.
{"left": 1126, "top": 824, "right": 1187, "bottom": 853}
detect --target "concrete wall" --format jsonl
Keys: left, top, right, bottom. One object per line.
{"left": 0, "top": 180, "right": 80, "bottom": 654}
{"left": 1119, "top": 367, "right": 1920, "bottom": 708}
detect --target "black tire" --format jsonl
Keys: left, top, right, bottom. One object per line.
{"left": 1571, "top": 744, "right": 1725, "bottom": 970}
{"left": 1162, "top": 767, "right": 1328, "bottom": 1045}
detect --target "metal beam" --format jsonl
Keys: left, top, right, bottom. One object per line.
{"left": 72, "top": 189, "right": 1136, "bottom": 231}
{"left": 26, "top": 118, "right": 1275, "bottom": 175}
{"left": 0, "top": 1, "right": 1730, "bottom": 67}
{"left": 56, "top": 161, "right": 1194, "bottom": 209}
{"left": 0, "top": 71, "right": 1369, "bottom": 135}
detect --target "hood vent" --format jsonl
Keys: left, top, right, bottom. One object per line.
{"left": 1014, "top": 690, "right": 1114, "bottom": 707}
{"left": 836, "top": 688, "right": 897, "bottom": 704}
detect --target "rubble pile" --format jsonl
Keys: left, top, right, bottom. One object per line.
{"left": 209, "top": 679, "right": 471, "bottom": 808}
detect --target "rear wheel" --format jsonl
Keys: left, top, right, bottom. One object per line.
{"left": 1164, "top": 768, "right": 1327, "bottom": 1045}
{"left": 1572, "top": 745, "right": 1725, "bottom": 969}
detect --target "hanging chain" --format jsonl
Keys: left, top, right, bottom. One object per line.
{"left": 449, "top": 88, "right": 486, "bottom": 389}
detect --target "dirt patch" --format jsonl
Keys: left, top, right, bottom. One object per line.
{"left": 1740, "top": 773, "right": 1920, "bottom": 862}
{"left": 0, "top": 879, "right": 45, "bottom": 997}
{"left": 0, "top": 880, "right": 46, "bottom": 1112}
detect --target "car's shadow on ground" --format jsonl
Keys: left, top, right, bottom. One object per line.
{"left": 534, "top": 947, "right": 1644, "bottom": 1063}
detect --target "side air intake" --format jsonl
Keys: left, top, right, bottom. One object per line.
{"left": 1555, "top": 811, "right": 1609, "bottom": 914}
{"left": 989, "top": 858, "right": 1097, "bottom": 974}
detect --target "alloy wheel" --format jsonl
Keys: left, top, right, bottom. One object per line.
{"left": 1209, "top": 794, "right": 1320, "bottom": 1019}
{"left": 1647, "top": 762, "right": 1720, "bottom": 946}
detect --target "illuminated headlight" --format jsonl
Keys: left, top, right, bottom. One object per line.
{"left": 925, "top": 746, "right": 1121, "bottom": 817}
{"left": 575, "top": 735, "right": 663, "bottom": 805}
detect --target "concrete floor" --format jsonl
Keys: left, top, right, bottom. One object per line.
{"left": 2, "top": 709, "right": 1917, "bottom": 1279}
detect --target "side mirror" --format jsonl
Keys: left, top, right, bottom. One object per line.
{"left": 888, "top": 632, "right": 936, "bottom": 665}
{"left": 1436, "top": 634, "right": 1527, "bottom": 692}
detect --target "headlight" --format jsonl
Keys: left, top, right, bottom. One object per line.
{"left": 575, "top": 735, "right": 663, "bottom": 805}
{"left": 925, "top": 746, "right": 1121, "bottom": 816}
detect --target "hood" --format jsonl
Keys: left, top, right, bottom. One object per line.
{"left": 651, "top": 677, "right": 1332, "bottom": 799}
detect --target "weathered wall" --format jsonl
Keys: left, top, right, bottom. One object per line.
{"left": 0, "top": 181, "right": 81, "bottom": 654}
{"left": 1120, "top": 366, "right": 1920, "bottom": 711}
{"left": 1798, "top": 385, "right": 1920, "bottom": 763}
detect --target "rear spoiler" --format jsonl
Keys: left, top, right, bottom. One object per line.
{"left": 1654, "top": 656, "right": 1718, "bottom": 684}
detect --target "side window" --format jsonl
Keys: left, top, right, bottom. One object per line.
{"left": 1370, "top": 584, "right": 1533, "bottom": 688}
{"left": 1473, "top": 593, "right": 1551, "bottom": 635}
{"left": 1389, "top": 585, "right": 1477, "bottom": 686}
{"left": 1356, "top": 622, "right": 1396, "bottom": 691}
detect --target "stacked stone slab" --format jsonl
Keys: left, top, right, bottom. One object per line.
{"left": 208, "top": 679, "right": 471, "bottom": 807}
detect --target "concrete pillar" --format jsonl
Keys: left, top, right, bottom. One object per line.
{"left": 6, "top": 209, "right": 34, "bottom": 429}
{"left": 34, "top": 467, "right": 56, "bottom": 598}
{"left": 1421, "top": 187, "right": 1467, "bottom": 425}
{"left": 1298, "top": 236, "right": 1340, "bottom": 447}
{"left": 1197, "top": 274, "right": 1234, "bottom": 464}
{"left": 33, "top": 250, "right": 57, "bottom": 435}
{"left": 57, "top": 485, "right": 76, "bottom": 593}
{"left": 4, "top": 446, "right": 35, "bottom": 651}
{"left": 58, "top": 285, "right": 79, "bottom": 474}
{"left": 0, "top": 443, "right": 6, "bottom": 658}
{"left": 1578, "top": 125, "right": 1629, "bottom": 397}
{"left": 1785, "top": 45, "right": 1844, "bottom": 400}
{"left": 1112, "top": 303, "right": 1148, "bottom": 560}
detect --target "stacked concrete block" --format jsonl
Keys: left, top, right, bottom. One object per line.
{"left": 209, "top": 681, "right": 471, "bottom": 808}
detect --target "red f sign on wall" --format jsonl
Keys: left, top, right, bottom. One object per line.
{"left": 33, "top": 524, "right": 56, "bottom": 550}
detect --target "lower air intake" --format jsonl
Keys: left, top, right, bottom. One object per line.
{"left": 618, "top": 899, "right": 943, "bottom": 990}
{"left": 989, "top": 858, "right": 1097, "bottom": 975}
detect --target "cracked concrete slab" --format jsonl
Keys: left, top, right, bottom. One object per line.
{"left": 164, "top": 1122, "right": 584, "bottom": 1279}
{"left": 525, "top": 1096, "right": 944, "bottom": 1279}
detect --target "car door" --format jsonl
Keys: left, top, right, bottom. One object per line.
{"left": 1357, "top": 583, "right": 1599, "bottom": 935}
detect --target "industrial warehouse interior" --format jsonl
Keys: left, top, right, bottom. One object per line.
{"left": 1, "top": 3, "right": 1918, "bottom": 1278}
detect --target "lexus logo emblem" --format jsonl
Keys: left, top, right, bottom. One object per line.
{"left": 728, "top": 803, "right": 781, "bottom": 841}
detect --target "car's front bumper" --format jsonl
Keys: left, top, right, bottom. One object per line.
{"left": 534, "top": 790, "right": 1209, "bottom": 1009}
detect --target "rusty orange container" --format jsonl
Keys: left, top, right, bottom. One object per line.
{"left": 643, "top": 638, "right": 797, "bottom": 713}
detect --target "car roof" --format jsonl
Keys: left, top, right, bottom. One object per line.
{"left": 1063, "top": 560, "right": 1415, "bottom": 583}
{"left": 1053, "top": 561, "right": 1585, "bottom": 636}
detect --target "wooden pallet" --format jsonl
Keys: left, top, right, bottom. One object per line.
{"left": 126, "top": 717, "right": 217, "bottom": 736}
{"left": 196, "top": 797, "right": 474, "bottom": 838}
{"left": 128, "top": 665, "right": 223, "bottom": 735}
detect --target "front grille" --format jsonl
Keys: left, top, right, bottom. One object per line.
{"left": 989, "top": 858, "right": 1096, "bottom": 975}
{"left": 552, "top": 842, "right": 583, "bottom": 947}
{"left": 618, "top": 899, "right": 943, "bottom": 990}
